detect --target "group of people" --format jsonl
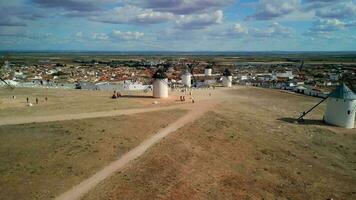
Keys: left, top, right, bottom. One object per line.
{"left": 19, "top": 96, "right": 48, "bottom": 106}
{"left": 111, "top": 91, "right": 122, "bottom": 99}
{"left": 180, "top": 91, "right": 195, "bottom": 103}
{"left": 179, "top": 95, "right": 186, "bottom": 101}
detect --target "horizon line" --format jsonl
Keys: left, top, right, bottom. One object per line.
{"left": 1, "top": 50, "right": 356, "bottom": 52}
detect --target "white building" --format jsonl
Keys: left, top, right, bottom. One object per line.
{"left": 256, "top": 73, "right": 272, "bottom": 81}
{"left": 0, "top": 80, "right": 18, "bottom": 87}
{"left": 329, "top": 73, "right": 340, "bottom": 81}
{"left": 76, "top": 81, "right": 149, "bottom": 91}
{"left": 273, "top": 70, "right": 294, "bottom": 80}
{"left": 293, "top": 85, "right": 307, "bottom": 94}
{"left": 324, "top": 84, "right": 356, "bottom": 129}
{"left": 238, "top": 75, "right": 249, "bottom": 81}
{"left": 14, "top": 71, "right": 26, "bottom": 80}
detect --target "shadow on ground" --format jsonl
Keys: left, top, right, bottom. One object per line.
{"left": 278, "top": 117, "right": 326, "bottom": 126}
{"left": 116, "top": 95, "right": 153, "bottom": 99}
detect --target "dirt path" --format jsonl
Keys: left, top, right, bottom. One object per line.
{"left": 0, "top": 87, "right": 233, "bottom": 126}
{"left": 0, "top": 103, "right": 194, "bottom": 126}
{"left": 55, "top": 101, "right": 215, "bottom": 200}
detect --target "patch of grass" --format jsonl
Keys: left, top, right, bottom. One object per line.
{"left": 0, "top": 109, "right": 186, "bottom": 200}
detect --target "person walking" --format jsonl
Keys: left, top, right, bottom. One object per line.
{"left": 112, "top": 93, "right": 117, "bottom": 99}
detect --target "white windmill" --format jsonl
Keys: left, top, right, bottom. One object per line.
{"left": 152, "top": 68, "right": 169, "bottom": 98}
{"left": 222, "top": 69, "right": 233, "bottom": 87}
{"left": 324, "top": 84, "right": 356, "bottom": 128}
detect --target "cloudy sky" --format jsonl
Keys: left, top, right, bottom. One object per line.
{"left": 0, "top": 0, "right": 355, "bottom": 51}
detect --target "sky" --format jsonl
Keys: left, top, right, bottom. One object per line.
{"left": 0, "top": 0, "right": 356, "bottom": 51}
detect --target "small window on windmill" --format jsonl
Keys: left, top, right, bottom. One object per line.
{"left": 348, "top": 110, "right": 351, "bottom": 115}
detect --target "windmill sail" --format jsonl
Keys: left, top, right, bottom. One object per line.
{"left": 0, "top": 77, "right": 15, "bottom": 89}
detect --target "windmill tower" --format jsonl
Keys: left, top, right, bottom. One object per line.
{"left": 181, "top": 69, "right": 192, "bottom": 88}
{"left": 222, "top": 69, "right": 233, "bottom": 87}
{"left": 205, "top": 63, "right": 213, "bottom": 76}
{"left": 324, "top": 84, "right": 356, "bottom": 129}
{"left": 187, "top": 62, "right": 198, "bottom": 87}
{"left": 152, "top": 68, "right": 169, "bottom": 98}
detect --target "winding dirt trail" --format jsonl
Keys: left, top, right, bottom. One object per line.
{"left": 0, "top": 103, "right": 192, "bottom": 126}
{"left": 55, "top": 101, "right": 216, "bottom": 200}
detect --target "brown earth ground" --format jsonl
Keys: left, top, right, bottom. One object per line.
{"left": 0, "top": 87, "right": 188, "bottom": 120}
{"left": 83, "top": 87, "right": 356, "bottom": 200}
{"left": 0, "top": 86, "right": 355, "bottom": 200}
{"left": 0, "top": 109, "right": 186, "bottom": 200}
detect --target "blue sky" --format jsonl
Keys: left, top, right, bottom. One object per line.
{"left": 0, "top": 0, "right": 355, "bottom": 51}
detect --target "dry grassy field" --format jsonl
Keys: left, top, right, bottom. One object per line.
{"left": 0, "top": 86, "right": 355, "bottom": 200}
{"left": 0, "top": 109, "right": 186, "bottom": 200}
{"left": 0, "top": 87, "right": 183, "bottom": 120}
{"left": 83, "top": 87, "right": 356, "bottom": 200}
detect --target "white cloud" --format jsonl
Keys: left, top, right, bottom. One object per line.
{"left": 248, "top": 0, "right": 301, "bottom": 20}
{"left": 176, "top": 10, "right": 223, "bottom": 29}
{"left": 311, "top": 18, "right": 346, "bottom": 32}
{"left": 250, "top": 22, "right": 293, "bottom": 38}
{"left": 207, "top": 22, "right": 292, "bottom": 40}
{"left": 75, "top": 31, "right": 83, "bottom": 37}
{"left": 314, "top": 1, "right": 356, "bottom": 19}
{"left": 128, "top": 0, "right": 234, "bottom": 14}
{"left": 90, "top": 5, "right": 175, "bottom": 24}
{"left": 112, "top": 30, "right": 144, "bottom": 40}
{"left": 92, "top": 33, "right": 109, "bottom": 40}
{"left": 234, "top": 23, "right": 248, "bottom": 34}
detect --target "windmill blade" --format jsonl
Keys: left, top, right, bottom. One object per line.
{"left": 187, "top": 62, "right": 198, "bottom": 86}
{"left": 0, "top": 77, "right": 14, "bottom": 89}
{"left": 297, "top": 96, "right": 328, "bottom": 121}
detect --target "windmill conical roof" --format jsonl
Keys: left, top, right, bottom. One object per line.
{"left": 205, "top": 65, "right": 213, "bottom": 69}
{"left": 152, "top": 69, "right": 167, "bottom": 79}
{"left": 223, "top": 69, "right": 232, "bottom": 76}
{"left": 329, "top": 84, "right": 356, "bottom": 100}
